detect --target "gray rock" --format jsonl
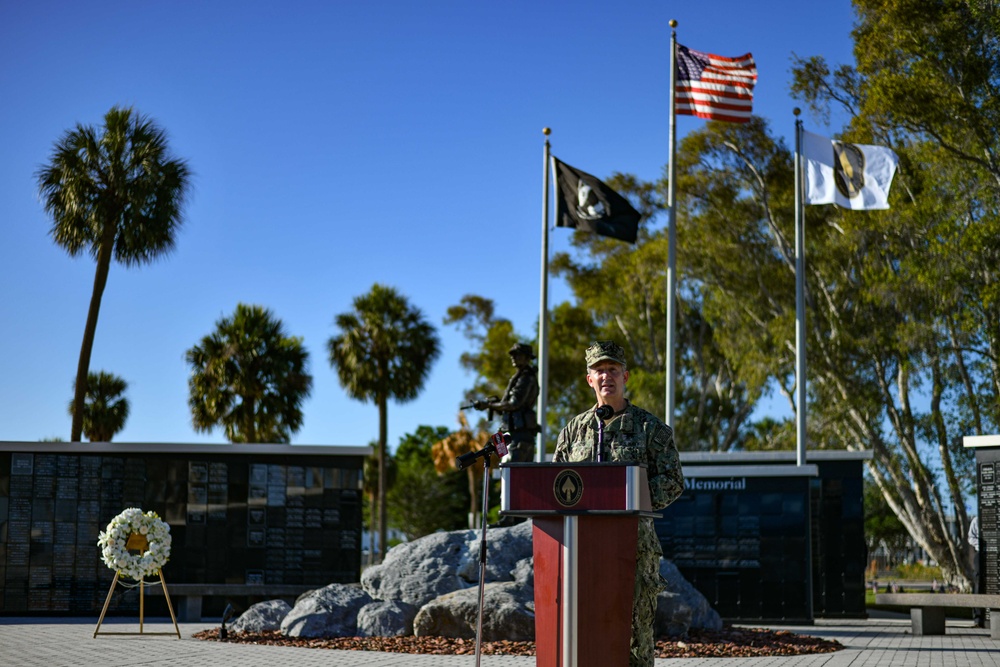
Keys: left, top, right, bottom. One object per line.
{"left": 511, "top": 556, "right": 534, "bottom": 586}
{"left": 230, "top": 599, "right": 291, "bottom": 634}
{"left": 269, "top": 523, "right": 719, "bottom": 641}
{"left": 357, "top": 600, "right": 418, "bottom": 637}
{"left": 656, "top": 560, "right": 723, "bottom": 635}
{"left": 361, "top": 521, "right": 532, "bottom": 607}
{"left": 655, "top": 590, "right": 694, "bottom": 638}
{"left": 413, "top": 581, "right": 534, "bottom": 641}
{"left": 280, "top": 583, "right": 373, "bottom": 638}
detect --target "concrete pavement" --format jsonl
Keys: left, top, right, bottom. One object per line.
{"left": 1, "top": 615, "right": 998, "bottom": 667}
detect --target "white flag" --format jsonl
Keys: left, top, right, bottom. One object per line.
{"left": 802, "top": 130, "right": 899, "bottom": 210}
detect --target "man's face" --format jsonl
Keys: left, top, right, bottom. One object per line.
{"left": 510, "top": 351, "right": 529, "bottom": 367}
{"left": 586, "top": 361, "right": 628, "bottom": 403}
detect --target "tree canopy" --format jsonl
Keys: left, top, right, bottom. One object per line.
{"left": 445, "top": 1, "right": 1000, "bottom": 589}
{"left": 186, "top": 303, "right": 312, "bottom": 443}
{"left": 70, "top": 370, "right": 130, "bottom": 442}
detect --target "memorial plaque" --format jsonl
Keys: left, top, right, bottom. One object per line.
{"left": 11, "top": 454, "right": 33, "bottom": 476}
{"left": 55, "top": 478, "right": 77, "bottom": 501}
{"left": 248, "top": 529, "right": 266, "bottom": 548}
{"left": 980, "top": 462, "right": 999, "bottom": 595}
{"left": 35, "top": 455, "right": 57, "bottom": 477}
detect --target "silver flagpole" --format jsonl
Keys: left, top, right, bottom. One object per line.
{"left": 793, "top": 109, "right": 807, "bottom": 466}
{"left": 665, "top": 20, "right": 678, "bottom": 426}
{"left": 536, "top": 128, "right": 552, "bottom": 462}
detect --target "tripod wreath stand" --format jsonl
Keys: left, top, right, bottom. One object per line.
{"left": 93, "top": 532, "right": 180, "bottom": 638}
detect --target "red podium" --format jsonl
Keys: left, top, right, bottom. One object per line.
{"left": 500, "top": 463, "right": 659, "bottom": 667}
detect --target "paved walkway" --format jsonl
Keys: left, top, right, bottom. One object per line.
{"left": 0, "top": 616, "right": 997, "bottom": 667}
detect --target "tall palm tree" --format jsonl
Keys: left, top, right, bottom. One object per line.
{"left": 327, "top": 284, "right": 440, "bottom": 563}
{"left": 186, "top": 303, "right": 313, "bottom": 443}
{"left": 37, "top": 106, "right": 191, "bottom": 442}
{"left": 69, "top": 370, "right": 130, "bottom": 442}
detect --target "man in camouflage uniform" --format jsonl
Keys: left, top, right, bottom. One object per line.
{"left": 554, "top": 340, "right": 683, "bottom": 667}
{"left": 475, "top": 343, "right": 539, "bottom": 463}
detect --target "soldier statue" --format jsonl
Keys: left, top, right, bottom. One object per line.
{"left": 474, "top": 343, "right": 540, "bottom": 463}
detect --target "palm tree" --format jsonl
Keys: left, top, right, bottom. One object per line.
{"left": 327, "top": 284, "right": 440, "bottom": 563}
{"left": 37, "top": 106, "right": 191, "bottom": 442}
{"left": 69, "top": 371, "right": 130, "bottom": 442}
{"left": 186, "top": 303, "right": 313, "bottom": 443}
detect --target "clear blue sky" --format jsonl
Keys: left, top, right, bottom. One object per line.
{"left": 0, "top": 1, "right": 857, "bottom": 448}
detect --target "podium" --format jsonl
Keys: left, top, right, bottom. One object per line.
{"left": 500, "top": 463, "right": 659, "bottom": 667}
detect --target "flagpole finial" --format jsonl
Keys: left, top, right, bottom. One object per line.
{"left": 794, "top": 107, "right": 801, "bottom": 117}
{"left": 669, "top": 19, "right": 677, "bottom": 28}
{"left": 543, "top": 127, "right": 551, "bottom": 136}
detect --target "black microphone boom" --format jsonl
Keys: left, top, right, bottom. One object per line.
{"left": 455, "top": 432, "right": 511, "bottom": 470}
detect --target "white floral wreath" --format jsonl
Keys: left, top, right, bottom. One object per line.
{"left": 97, "top": 508, "right": 172, "bottom": 581}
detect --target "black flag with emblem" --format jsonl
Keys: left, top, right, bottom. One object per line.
{"left": 552, "top": 156, "right": 640, "bottom": 244}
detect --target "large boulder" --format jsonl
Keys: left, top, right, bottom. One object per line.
{"left": 260, "top": 522, "right": 719, "bottom": 641}
{"left": 280, "top": 583, "right": 373, "bottom": 638}
{"left": 656, "top": 560, "right": 723, "bottom": 635}
{"left": 230, "top": 599, "right": 291, "bottom": 634}
{"left": 413, "top": 581, "right": 535, "bottom": 641}
{"left": 357, "top": 600, "right": 418, "bottom": 637}
{"left": 361, "top": 521, "right": 532, "bottom": 607}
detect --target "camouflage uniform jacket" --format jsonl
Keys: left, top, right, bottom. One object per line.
{"left": 553, "top": 401, "right": 683, "bottom": 511}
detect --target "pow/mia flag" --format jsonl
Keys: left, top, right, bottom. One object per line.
{"left": 802, "top": 130, "right": 899, "bottom": 210}
{"left": 552, "top": 156, "right": 640, "bottom": 243}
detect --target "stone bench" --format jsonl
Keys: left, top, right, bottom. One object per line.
{"left": 146, "top": 583, "right": 316, "bottom": 622}
{"left": 875, "top": 593, "right": 1000, "bottom": 638}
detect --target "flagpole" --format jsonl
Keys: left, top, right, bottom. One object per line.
{"left": 536, "top": 127, "right": 552, "bottom": 462}
{"left": 665, "top": 20, "right": 678, "bottom": 426}
{"left": 793, "top": 108, "right": 807, "bottom": 466}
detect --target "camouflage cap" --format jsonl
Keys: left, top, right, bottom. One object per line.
{"left": 509, "top": 343, "right": 535, "bottom": 358}
{"left": 585, "top": 340, "right": 627, "bottom": 368}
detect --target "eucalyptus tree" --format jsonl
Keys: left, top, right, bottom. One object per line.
{"left": 70, "top": 370, "right": 130, "bottom": 442}
{"left": 186, "top": 303, "right": 312, "bottom": 443}
{"left": 549, "top": 169, "right": 759, "bottom": 451}
{"left": 781, "top": 0, "right": 1000, "bottom": 587}
{"left": 37, "top": 106, "right": 190, "bottom": 442}
{"left": 327, "top": 284, "right": 440, "bottom": 563}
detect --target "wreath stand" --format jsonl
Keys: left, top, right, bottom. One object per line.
{"left": 93, "top": 533, "right": 181, "bottom": 639}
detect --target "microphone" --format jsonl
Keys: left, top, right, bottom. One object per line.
{"left": 455, "top": 431, "right": 512, "bottom": 470}
{"left": 595, "top": 404, "right": 613, "bottom": 420}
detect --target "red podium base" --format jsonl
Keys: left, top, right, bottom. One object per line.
{"left": 533, "top": 515, "right": 638, "bottom": 667}
{"left": 502, "top": 463, "right": 655, "bottom": 667}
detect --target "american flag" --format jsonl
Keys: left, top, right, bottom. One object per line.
{"left": 675, "top": 44, "right": 757, "bottom": 123}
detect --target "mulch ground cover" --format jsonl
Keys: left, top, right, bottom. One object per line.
{"left": 193, "top": 626, "right": 842, "bottom": 658}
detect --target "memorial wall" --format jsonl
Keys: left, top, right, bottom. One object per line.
{"left": 0, "top": 442, "right": 369, "bottom": 616}
{"left": 658, "top": 451, "right": 869, "bottom": 623}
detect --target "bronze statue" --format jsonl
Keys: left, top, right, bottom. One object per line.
{"left": 474, "top": 343, "right": 540, "bottom": 463}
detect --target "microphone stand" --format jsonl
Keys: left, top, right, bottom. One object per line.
{"left": 597, "top": 419, "right": 605, "bottom": 462}
{"left": 473, "top": 447, "right": 494, "bottom": 667}
{"left": 595, "top": 404, "right": 612, "bottom": 462}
